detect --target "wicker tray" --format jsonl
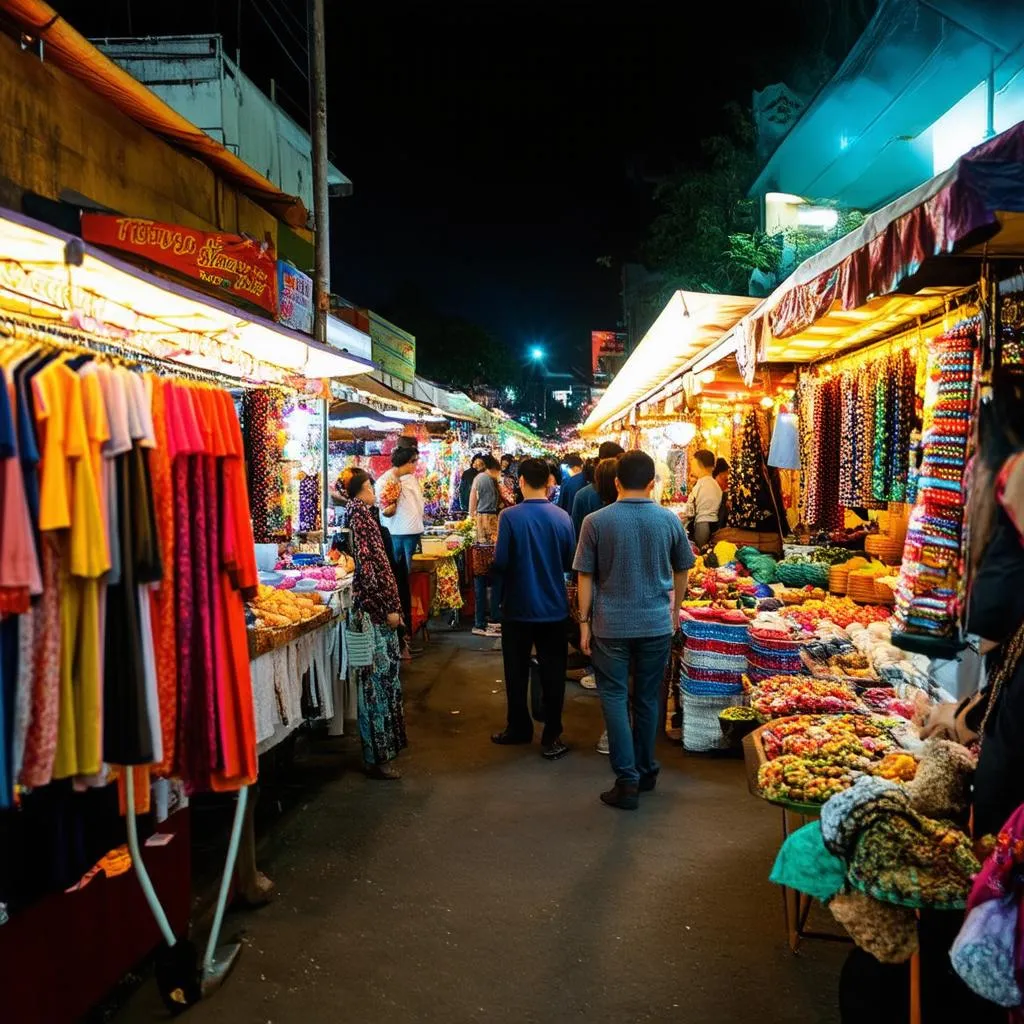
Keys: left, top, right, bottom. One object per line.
{"left": 248, "top": 606, "right": 335, "bottom": 659}
{"left": 742, "top": 726, "right": 824, "bottom": 818}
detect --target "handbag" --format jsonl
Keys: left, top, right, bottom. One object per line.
{"left": 950, "top": 897, "right": 1023, "bottom": 1007}
{"left": 471, "top": 543, "right": 495, "bottom": 578}
{"left": 345, "top": 610, "right": 375, "bottom": 668}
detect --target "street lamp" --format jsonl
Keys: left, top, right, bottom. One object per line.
{"left": 529, "top": 345, "right": 546, "bottom": 423}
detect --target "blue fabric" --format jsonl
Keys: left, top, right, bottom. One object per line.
{"left": 492, "top": 499, "right": 575, "bottom": 622}
{"left": 390, "top": 533, "right": 421, "bottom": 571}
{"left": 558, "top": 471, "right": 587, "bottom": 513}
{"left": 473, "top": 573, "right": 503, "bottom": 627}
{"left": 571, "top": 483, "right": 602, "bottom": 537}
{"left": 592, "top": 634, "right": 672, "bottom": 786}
{"left": 573, "top": 498, "right": 694, "bottom": 639}
{"left": 0, "top": 368, "right": 13, "bottom": 457}
{"left": 13, "top": 358, "right": 41, "bottom": 539}
{"left": 770, "top": 822, "right": 847, "bottom": 902}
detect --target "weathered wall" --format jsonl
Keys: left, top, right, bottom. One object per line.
{"left": 0, "top": 31, "right": 277, "bottom": 244}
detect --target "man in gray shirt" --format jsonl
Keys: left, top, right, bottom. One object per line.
{"left": 573, "top": 451, "right": 694, "bottom": 809}
{"left": 470, "top": 454, "right": 503, "bottom": 635}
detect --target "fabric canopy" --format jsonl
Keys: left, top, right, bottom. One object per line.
{"left": 581, "top": 291, "right": 760, "bottom": 436}
{"left": 3, "top": 0, "right": 308, "bottom": 228}
{"left": 733, "top": 121, "right": 1024, "bottom": 382}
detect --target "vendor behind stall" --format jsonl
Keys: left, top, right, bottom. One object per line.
{"left": 682, "top": 449, "right": 722, "bottom": 548}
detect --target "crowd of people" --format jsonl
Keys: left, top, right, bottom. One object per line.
{"left": 332, "top": 439, "right": 739, "bottom": 806}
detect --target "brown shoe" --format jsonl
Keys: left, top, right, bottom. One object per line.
{"left": 600, "top": 783, "right": 639, "bottom": 810}
{"left": 366, "top": 762, "right": 402, "bottom": 780}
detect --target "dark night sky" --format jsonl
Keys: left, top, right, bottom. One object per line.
{"left": 53, "top": 0, "right": 856, "bottom": 374}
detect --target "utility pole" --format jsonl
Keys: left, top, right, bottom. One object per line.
{"left": 308, "top": 0, "right": 330, "bottom": 344}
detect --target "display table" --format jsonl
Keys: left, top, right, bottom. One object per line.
{"left": 249, "top": 611, "right": 345, "bottom": 755}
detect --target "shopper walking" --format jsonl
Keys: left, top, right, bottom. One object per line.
{"left": 338, "top": 468, "right": 407, "bottom": 781}
{"left": 469, "top": 455, "right": 503, "bottom": 636}
{"left": 491, "top": 458, "right": 576, "bottom": 759}
{"left": 574, "top": 451, "right": 694, "bottom": 809}
{"left": 682, "top": 448, "right": 723, "bottom": 548}
{"left": 558, "top": 453, "right": 586, "bottom": 512}
{"left": 376, "top": 444, "right": 424, "bottom": 571}
{"left": 580, "top": 456, "right": 624, "bottom": 744}
{"left": 571, "top": 441, "right": 624, "bottom": 537}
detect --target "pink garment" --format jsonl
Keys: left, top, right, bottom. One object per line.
{"left": 0, "top": 374, "right": 42, "bottom": 595}
{"left": 967, "top": 802, "right": 1024, "bottom": 1016}
{"left": 19, "top": 533, "right": 62, "bottom": 787}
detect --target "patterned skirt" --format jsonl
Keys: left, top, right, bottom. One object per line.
{"left": 357, "top": 624, "right": 408, "bottom": 766}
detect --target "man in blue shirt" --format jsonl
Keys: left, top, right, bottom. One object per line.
{"left": 571, "top": 441, "right": 624, "bottom": 537}
{"left": 557, "top": 453, "right": 586, "bottom": 512}
{"left": 491, "top": 458, "right": 577, "bottom": 760}
{"left": 574, "top": 450, "right": 694, "bottom": 809}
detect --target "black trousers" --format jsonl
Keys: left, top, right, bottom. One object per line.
{"left": 501, "top": 619, "right": 568, "bottom": 744}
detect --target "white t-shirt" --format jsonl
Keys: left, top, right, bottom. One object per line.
{"left": 684, "top": 475, "right": 723, "bottom": 524}
{"left": 377, "top": 470, "right": 425, "bottom": 536}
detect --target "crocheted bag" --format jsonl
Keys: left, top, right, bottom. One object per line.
{"left": 950, "top": 898, "right": 1023, "bottom": 1007}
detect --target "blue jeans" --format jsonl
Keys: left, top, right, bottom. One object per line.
{"left": 591, "top": 634, "right": 673, "bottom": 787}
{"left": 391, "top": 534, "right": 420, "bottom": 571}
{"left": 473, "top": 573, "right": 503, "bottom": 627}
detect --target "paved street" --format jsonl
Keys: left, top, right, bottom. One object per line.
{"left": 117, "top": 631, "right": 844, "bottom": 1024}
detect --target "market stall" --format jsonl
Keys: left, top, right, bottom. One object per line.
{"left": 0, "top": 206, "right": 370, "bottom": 1019}
{"left": 654, "top": 124, "right": 1024, "bottom": 1021}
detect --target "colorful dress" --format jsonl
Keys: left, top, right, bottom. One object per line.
{"left": 343, "top": 497, "right": 406, "bottom": 766}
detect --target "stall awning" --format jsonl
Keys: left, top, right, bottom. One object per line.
{"left": 2, "top": 0, "right": 309, "bottom": 228}
{"left": 333, "top": 374, "right": 439, "bottom": 418}
{"left": 732, "top": 121, "right": 1024, "bottom": 381}
{"left": 412, "top": 377, "right": 491, "bottom": 424}
{"left": 581, "top": 291, "right": 760, "bottom": 436}
{"left": 0, "top": 208, "right": 372, "bottom": 382}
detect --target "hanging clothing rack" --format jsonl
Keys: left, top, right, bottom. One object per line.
{"left": 0, "top": 312, "right": 292, "bottom": 392}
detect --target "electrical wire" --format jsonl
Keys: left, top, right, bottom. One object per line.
{"left": 250, "top": 0, "right": 308, "bottom": 79}
{"left": 254, "top": 0, "right": 309, "bottom": 57}
{"left": 263, "top": 0, "right": 308, "bottom": 41}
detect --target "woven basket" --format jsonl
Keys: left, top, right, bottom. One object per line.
{"left": 865, "top": 534, "right": 903, "bottom": 565}
{"left": 682, "top": 691, "right": 744, "bottom": 752}
{"left": 681, "top": 619, "right": 751, "bottom": 644}
{"left": 829, "top": 565, "right": 850, "bottom": 595}
{"left": 848, "top": 571, "right": 886, "bottom": 605}
{"left": 682, "top": 649, "right": 748, "bottom": 675}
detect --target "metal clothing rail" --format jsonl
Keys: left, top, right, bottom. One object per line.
{"left": 0, "top": 313, "right": 289, "bottom": 392}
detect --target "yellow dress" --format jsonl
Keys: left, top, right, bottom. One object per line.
{"left": 39, "top": 362, "right": 110, "bottom": 780}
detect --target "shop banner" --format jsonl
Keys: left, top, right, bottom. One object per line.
{"left": 591, "top": 329, "right": 626, "bottom": 376}
{"left": 370, "top": 314, "right": 416, "bottom": 384}
{"left": 81, "top": 213, "right": 277, "bottom": 316}
{"left": 277, "top": 261, "right": 313, "bottom": 334}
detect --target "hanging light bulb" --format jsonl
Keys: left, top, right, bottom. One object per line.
{"left": 760, "top": 395, "right": 775, "bottom": 409}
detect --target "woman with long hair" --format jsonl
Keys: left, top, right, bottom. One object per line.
{"left": 338, "top": 467, "right": 408, "bottom": 780}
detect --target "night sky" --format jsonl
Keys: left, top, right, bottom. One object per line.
{"left": 53, "top": 0, "right": 862, "bottom": 374}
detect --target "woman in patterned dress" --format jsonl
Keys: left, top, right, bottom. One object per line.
{"left": 339, "top": 469, "right": 408, "bottom": 780}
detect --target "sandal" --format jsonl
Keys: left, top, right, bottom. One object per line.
{"left": 366, "top": 762, "right": 402, "bottom": 780}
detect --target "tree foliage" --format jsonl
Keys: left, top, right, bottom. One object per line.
{"left": 643, "top": 102, "right": 760, "bottom": 301}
